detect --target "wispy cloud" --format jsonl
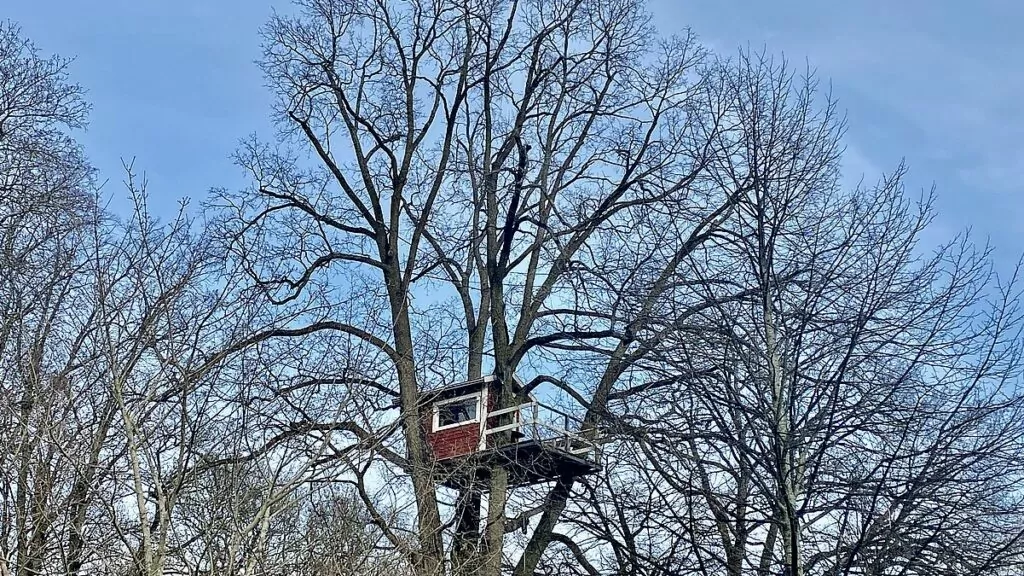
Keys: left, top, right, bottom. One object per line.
{"left": 655, "top": 0, "right": 1024, "bottom": 255}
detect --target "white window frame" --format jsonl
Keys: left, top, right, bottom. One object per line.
{"left": 432, "top": 392, "right": 482, "bottom": 431}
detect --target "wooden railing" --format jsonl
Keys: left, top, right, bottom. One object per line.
{"left": 481, "top": 401, "right": 602, "bottom": 464}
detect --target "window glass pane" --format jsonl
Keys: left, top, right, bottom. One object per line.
{"left": 437, "top": 397, "right": 477, "bottom": 427}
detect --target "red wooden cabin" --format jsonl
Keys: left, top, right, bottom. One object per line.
{"left": 420, "top": 375, "right": 601, "bottom": 489}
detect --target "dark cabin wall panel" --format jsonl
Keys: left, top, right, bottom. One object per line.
{"left": 427, "top": 423, "right": 480, "bottom": 460}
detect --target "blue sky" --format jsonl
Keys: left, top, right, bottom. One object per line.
{"left": 7, "top": 0, "right": 1022, "bottom": 267}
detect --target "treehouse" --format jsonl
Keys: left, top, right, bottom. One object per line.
{"left": 420, "top": 375, "right": 602, "bottom": 489}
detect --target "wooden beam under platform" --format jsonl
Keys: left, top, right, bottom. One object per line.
{"left": 433, "top": 439, "right": 600, "bottom": 490}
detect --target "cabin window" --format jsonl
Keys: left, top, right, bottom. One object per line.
{"left": 434, "top": 394, "right": 480, "bottom": 430}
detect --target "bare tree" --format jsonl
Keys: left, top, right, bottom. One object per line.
{"left": 0, "top": 23, "right": 389, "bottom": 575}
{"left": 211, "top": 1, "right": 756, "bottom": 575}
{"left": 0, "top": 20, "right": 99, "bottom": 576}
{"left": 5, "top": 6, "right": 1023, "bottom": 576}
{"left": 581, "top": 53, "right": 1024, "bottom": 576}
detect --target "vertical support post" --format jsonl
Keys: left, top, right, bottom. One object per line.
{"left": 478, "top": 384, "right": 489, "bottom": 451}
{"left": 563, "top": 413, "right": 570, "bottom": 450}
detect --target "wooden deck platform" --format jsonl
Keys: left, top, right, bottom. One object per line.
{"left": 433, "top": 439, "right": 600, "bottom": 489}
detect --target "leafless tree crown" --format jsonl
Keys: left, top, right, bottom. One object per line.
{"left": 2, "top": 5, "right": 1023, "bottom": 576}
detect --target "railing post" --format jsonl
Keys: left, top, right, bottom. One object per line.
{"left": 563, "top": 413, "right": 570, "bottom": 450}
